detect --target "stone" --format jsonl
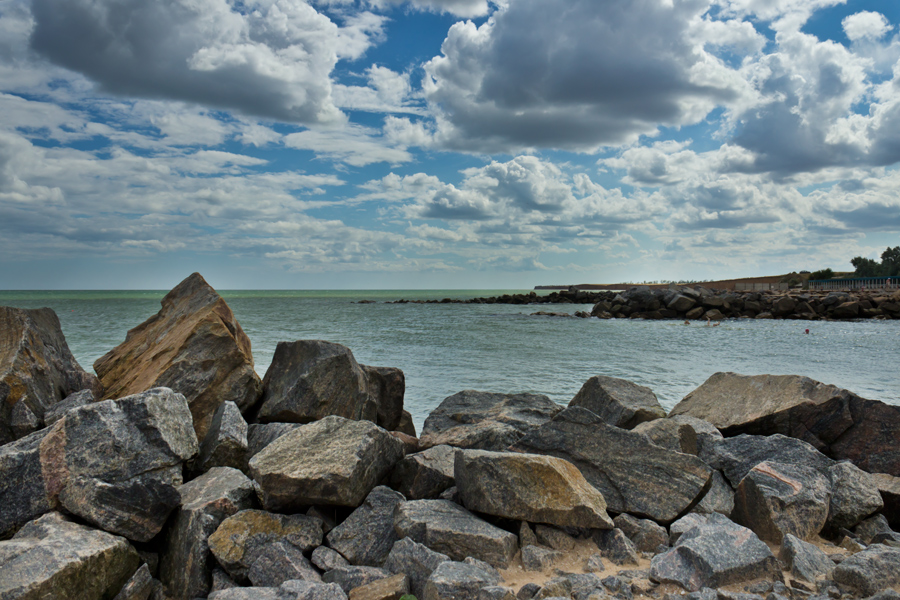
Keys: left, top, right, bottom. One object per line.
{"left": 326, "top": 486, "right": 405, "bottom": 567}
{"left": 519, "top": 521, "right": 538, "bottom": 548}
{"left": 159, "top": 467, "right": 256, "bottom": 600}
{"left": 533, "top": 573, "right": 606, "bottom": 600}
{"left": 363, "top": 365, "right": 406, "bottom": 431}
{"left": 420, "top": 391, "right": 562, "bottom": 451}
{"left": 190, "top": 401, "right": 249, "bottom": 476}
{"left": 670, "top": 372, "right": 900, "bottom": 476}
{"left": 632, "top": 419, "right": 697, "bottom": 454}
{"left": 94, "top": 272, "right": 261, "bottom": 440}
{"left": 394, "top": 499, "right": 518, "bottom": 569}
{"left": 207, "top": 509, "right": 324, "bottom": 582}
{"left": 668, "top": 513, "right": 708, "bottom": 545}
{"left": 568, "top": 376, "right": 666, "bottom": 429}
{"left": 422, "top": 558, "right": 502, "bottom": 600}
{"left": 0, "top": 429, "right": 56, "bottom": 539}
{"left": 779, "top": 534, "right": 835, "bottom": 583}
{"left": 383, "top": 537, "right": 451, "bottom": 598}
{"left": 211, "top": 567, "right": 238, "bottom": 593}
{"left": 854, "top": 514, "right": 894, "bottom": 544}
{"left": 247, "top": 422, "right": 303, "bottom": 457}
{"left": 832, "top": 546, "right": 900, "bottom": 596}
{"left": 396, "top": 410, "right": 417, "bottom": 437}
{"left": 0, "top": 512, "right": 141, "bottom": 600}
{"left": 112, "top": 564, "right": 159, "bottom": 600}
{"left": 256, "top": 340, "right": 377, "bottom": 424}
{"left": 613, "top": 514, "right": 668, "bottom": 553}
{"left": 534, "top": 525, "right": 576, "bottom": 552}
{"left": 248, "top": 540, "right": 323, "bottom": 587}
{"left": 593, "top": 528, "right": 639, "bottom": 565}
{"left": 314, "top": 546, "right": 351, "bottom": 571}
{"left": 390, "top": 431, "right": 419, "bottom": 455}
{"left": 249, "top": 416, "right": 405, "bottom": 510}
{"left": 731, "top": 461, "right": 832, "bottom": 543}
{"left": 454, "top": 449, "right": 614, "bottom": 529}
{"left": 510, "top": 407, "right": 712, "bottom": 522}
{"left": 479, "top": 586, "right": 516, "bottom": 600}
{"left": 832, "top": 301, "right": 859, "bottom": 319}
{"left": 43, "top": 389, "right": 94, "bottom": 428}
{"left": 323, "top": 566, "right": 392, "bottom": 593}
{"left": 693, "top": 471, "right": 735, "bottom": 516}
{"left": 872, "top": 473, "right": 900, "bottom": 528}
{"left": 584, "top": 554, "right": 605, "bottom": 572}
{"left": 390, "top": 445, "right": 457, "bottom": 500}
{"left": 668, "top": 295, "right": 697, "bottom": 313}
{"left": 827, "top": 461, "right": 884, "bottom": 530}
{"left": 701, "top": 434, "right": 834, "bottom": 488}
{"left": 283, "top": 581, "right": 351, "bottom": 600}
{"left": 0, "top": 306, "right": 101, "bottom": 444}
{"left": 349, "top": 573, "right": 409, "bottom": 600}
{"left": 649, "top": 513, "right": 780, "bottom": 592}
{"left": 521, "top": 545, "right": 563, "bottom": 571}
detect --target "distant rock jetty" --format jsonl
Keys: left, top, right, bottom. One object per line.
{"left": 384, "top": 285, "right": 900, "bottom": 321}
{"left": 3, "top": 272, "right": 900, "bottom": 600}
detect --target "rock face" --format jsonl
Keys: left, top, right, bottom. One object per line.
{"left": 832, "top": 546, "right": 900, "bottom": 596}
{"left": 0, "top": 512, "right": 141, "bottom": 600}
{"left": 510, "top": 407, "right": 712, "bottom": 522}
{"left": 670, "top": 372, "right": 900, "bottom": 476}
{"left": 454, "top": 449, "right": 614, "bottom": 529}
{"left": 1, "top": 306, "right": 101, "bottom": 444}
{"left": 93, "top": 272, "right": 261, "bottom": 440}
{"left": 249, "top": 416, "right": 405, "bottom": 510}
{"left": 568, "top": 376, "right": 666, "bottom": 429}
{"left": 390, "top": 445, "right": 457, "bottom": 500}
{"left": 420, "top": 391, "right": 562, "bottom": 451}
{"left": 326, "top": 486, "right": 405, "bottom": 567}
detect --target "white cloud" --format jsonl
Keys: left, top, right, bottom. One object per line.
{"left": 842, "top": 11, "right": 892, "bottom": 42}
{"left": 284, "top": 125, "right": 413, "bottom": 166}
{"left": 367, "top": 0, "right": 490, "bottom": 18}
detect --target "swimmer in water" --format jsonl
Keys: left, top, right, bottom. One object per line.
{"left": 684, "top": 320, "right": 690, "bottom": 325}
{"left": 805, "top": 329, "right": 810, "bottom": 334}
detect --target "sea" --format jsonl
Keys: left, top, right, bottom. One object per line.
{"left": 2, "top": 289, "right": 899, "bottom": 433}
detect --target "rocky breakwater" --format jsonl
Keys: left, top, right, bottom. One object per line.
{"left": 3, "top": 273, "right": 900, "bottom": 600}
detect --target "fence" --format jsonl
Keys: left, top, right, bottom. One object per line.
{"left": 735, "top": 283, "right": 789, "bottom": 291}
{"left": 808, "top": 276, "right": 900, "bottom": 292}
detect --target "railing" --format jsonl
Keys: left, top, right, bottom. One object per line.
{"left": 808, "top": 276, "right": 900, "bottom": 291}
{"left": 735, "top": 283, "right": 789, "bottom": 291}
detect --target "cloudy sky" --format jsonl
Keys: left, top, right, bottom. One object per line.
{"left": 1, "top": 0, "right": 899, "bottom": 289}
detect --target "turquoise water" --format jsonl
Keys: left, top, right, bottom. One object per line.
{"left": 2, "top": 289, "right": 899, "bottom": 432}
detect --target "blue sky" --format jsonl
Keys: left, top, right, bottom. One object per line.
{"left": 1, "top": 0, "right": 899, "bottom": 289}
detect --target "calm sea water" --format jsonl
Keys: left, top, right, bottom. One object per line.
{"left": 2, "top": 289, "right": 899, "bottom": 432}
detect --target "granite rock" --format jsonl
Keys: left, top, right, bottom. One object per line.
{"left": 247, "top": 422, "right": 303, "bottom": 457}
{"left": 613, "top": 514, "right": 668, "bottom": 553}
{"left": 383, "top": 536, "right": 451, "bottom": 598}
{"left": 248, "top": 540, "right": 323, "bottom": 587}
{"left": 832, "top": 545, "right": 900, "bottom": 596}
{"left": 700, "top": 433, "right": 834, "bottom": 488}
{"left": 593, "top": 528, "right": 639, "bottom": 565}
{"left": 112, "top": 564, "right": 159, "bottom": 600}
{"left": 693, "top": 471, "right": 735, "bottom": 516}
{"left": 534, "top": 525, "right": 576, "bottom": 552}
{"left": 568, "top": 376, "right": 666, "bottom": 429}
{"left": 313, "top": 545, "right": 351, "bottom": 572}
{"left": 323, "top": 566, "right": 392, "bottom": 594}
{"left": 827, "top": 461, "right": 884, "bottom": 530}
{"left": 422, "top": 558, "right": 501, "bottom": 600}
{"left": 779, "top": 534, "right": 835, "bottom": 583}
{"left": 632, "top": 418, "right": 697, "bottom": 454}
{"left": 521, "top": 545, "right": 563, "bottom": 571}
{"left": 42, "top": 389, "right": 94, "bottom": 428}
{"left": 349, "top": 573, "right": 409, "bottom": 600}
{"left": 190, "top": 401, "right": 249, "bottom": 476}
{"left": 326, "top": 486, "right": 405, "bottom": 567}
{"left": 390, "top": 445, "right": 457, "bottom": 500}
{"left": 363, "top": 365, "right": 405, "bottom": 431}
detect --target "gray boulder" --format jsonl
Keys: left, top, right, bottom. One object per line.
{"left": 323, "top": 566, "right": 392, "bottom": 593}
{"left": 632, "top": 418, "right": 697, "bottom": 454}
{"left": 248, "top": 541, "right": 322, "bottom": 587}
{"left": 454, "top": 449, "right": 614, "bottom": 529}
{"left": 420, "top": 391, "right": 562, "bottom": 450}
{"left": 43, "top": 389, "right": 94, "bottom": 428}
{"left": 313, "top": 546, "right": 351, "bottom": 572}
{"left": 827, "top": 461, "right": 884, "bottom": 530}
{"left": 363, "top": 365, "right": 406, "bottom": 431}
{"left": 701, "top": 433, "right": 834, "bottom": 487}
{"left": 209, "top": 581, "right": 348, "bottom": 600}
{"left": 383, "top": 537, "right": 451, "bottom": 598}
{"left": 394, "top": 499, "right": 518, "bottom": 568}
{"left": 510, "top": 407, "right": 712, "bottom": 522}
{"left": 568, "top": 375, "right": 666, "bottom": 429}
{"left": 422, "top": 558, "right": 501, "bottom": 600}
{"left": 521, "top": 545, "right": 563, "bottom": 571}
{"left": 190, "top": 401, "right": 248, "bottom": 476}
{"left": 390, "top": 445, "right": 457, "bottom": 500}
{"left": 534, "top": 525, "right": 576, "bottom": 552}
{"left": 832, "top": 546, "right": 900, "bottom": 596}
{"left": 326, "top": 486, "right": 405, "bottom": 567}
{"left": 693, "top": 471, "right": 735, "bottom": 516}
{"left": 592, "top": 528, "right": 639, "bottom": 565}
{"left": 112, "top": 563, "right": 159, "bottom": 600}
{"left": 668, "top": 513, "right": 708, "bottom": 545}
{"left": 0, "top": 429, "right": 56, "bottom": 538}
{"left": 249, "top": 416, "right": 405, "bottom": 510}
{"left": 667, "top": 415, "right": 723, "bottom": 457}
{"left": 855, "top": 514, "right": 894, "bottom": 544}
{"left": 613, "top": 514, "right": 668, "bottom": 553}
{"left": 248, "top": 422, "right": 303, "bottom": 457}
{"left": 779, "top": 534, "right": 834, "bottom": 583}
{"left": 348, "top": 573, "right": 409, "bottom": 600}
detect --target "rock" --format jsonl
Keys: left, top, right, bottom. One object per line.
{"left": 390, "top": 445, "right": 457, "bottom": 500}
{"left": 827, "top": 461, "right": 884, "bottom": 530}
{"left": 840, "top": 535, "right": 866, "bottom": 552}
{"left": 872, "top": 473, "right": 900, "bottom": 528}
{"left": 518, "top": 521, "right": 538, "bottom": 548}
{"left": 326, "top": 486, "right": 405, "bottom": 567}
{"left": 383, "top": 537, "right": 451, "bottom": 598}
{"left": 207, "top": 509, "right": 324, "bottom": 582}
{"left": 510, "top": 407, "right": 712, "bottom": 522}
{"left": 389, "top": 431, "right": 419, "bottom": 455}
{"left": 533, "top": 573, "right": 606, "bottom": 600}
{"left": 854, "top": 514, "right": 894, "bottom": 544}
{"left": 247, "top": 422, "right": 303, "bottom": 457}
{"left": 649, "top": 513, "right": 780, "bottom": 592}
{"left": 521, "top": 545, "right": 563, "bottom": 571}
{"left": 584, "top": 554, "right": 605, "bottom": 573}
{"left": 394, "top": 499, "right": 518, "bottom": 569}
{"left": 422, "top": 558, "right": 501, "bottom": 600}
{"left": 534, "top": 525, "right": 576, "bottom": 552}
{"left": 703, "top": 309, "right": 725, "bottom": 321}
{"left": 632, "top": 419, "right": 697, "bottom": 454}
{"left": 701, "top": 433, "right": 834, "bottom": 488}
{"left": 159, "top": 467, "right": 256, "bottom": 600}
{"left": 479, "top": 586, "right": 516, "bottom": 600}
{"left": 43, "top": 388, "right": 94, "bottom": 428}
{"left": 112, "top": 563, "right": 159, "bottom": 600}
{"left": 323, "top": 566, "right": 392, "bottom": 593}
{"left": 568, "top": 376, "right": 666, "bottom": 429}
{"left": 779, "top": 534, "right": 835, "bottom": 583}
{"left": 420, "top": 391, "right": 562, "bottom": 451}
{"left": 832, "top": 546, "right": 900, "bottom": 596}
{"left": 349, "top": 573, "right": 409, "bottom": 600}
{"left": 363, "top": 365, "right": 406, "bottom": 431}
{"left": 668, "top": 513, "right": 708, "bottom": 545}
{"left": 773, "top": 296, "right": 797, "bottom": 316}
{"left": 454, "top": 449, "right": 614, "bottom": 529}
{"left": 249, "top": 416, "right": 404, "bottom": 510}
{"left": 396, "top": 410, "right": 417, "bottom": 437}
{"left": 670, "top": 372, "right": 900, "bottom": 476}
{"left": 248, "top": 541, "right": 322, "bottom": 587}
{"left": 731, "top": 461, "right": 832, "bottom": 543}
{"left": 208, "top": 587, "right": 282, "bottom": 600}
{"left": 256, "top": 340, "right": 377, "bottom": 424}
{"left": 0, "top": 512, "right": 141, "bottom": 600}
{"left": 832, "top": 301, "right": 860, "bottom": 319}
{"left": 592, "top": 528, "right": 639, "bottom": 565}
{"left": 693, "top": 471, "right": 734, "bottom": 516}
{"left": 1, "top": 306, "right": 101, "bottom": 444}
{"left": 94, "top": 272, "right": 261, "bottom": 440}
{"left": 190, "top": 401, "right": 249, "bottom": 476}
{"left": 613, "top": 514, "right": 668, "bottom": 553}
{"left": 0, "top": 429, "right": 56, "bottom": 538}
{"left": 668, "top": 295, "right": 697, "bottom": 313}
{"left": 313, "top": 546, "right": 351, "bottom": 571}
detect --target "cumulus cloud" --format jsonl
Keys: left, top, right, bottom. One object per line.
{"left": 367, "top": 0, "right": 490, "bottom": 18}
{"left": 842, "top": 11, "right": 893, "bottom": 42}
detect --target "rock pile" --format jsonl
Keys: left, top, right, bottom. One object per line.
{"left": 3, "top": 272, "right": 900, "bottom": 600}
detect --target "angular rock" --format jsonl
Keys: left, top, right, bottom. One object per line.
{"left": 349, "top": 573, "right": 409, "bottom": 600}
{"left": 248, "top": 540, "right": 322, "bottom": 587}
{"left": 94, "top": 272, "right": 261, "bottom": 440}
{"left": 248, "top": 422, "right": 303, "bottom": 457}
{"left": 667, "top": 415, "right": 724, "bottom": 456}
{"left": 872, "top": 472, "right": 900, "bottom": 528}
{"left": 394, "top": 499, "right": 518, "bottom": 568}
{"left": 423, "top": 558, "right": 501, "bottom": 600}
{"left": 668, "top": 295, "right": 697, "bottom": 313}
{"left": 327, "top": 486, "right": 405, "bottom": 567}
{"left": 455, "top": 449, "right": 614, "bottom": 529}
{"left": 283, "top": 581, "right": 351, "bottom": 600}
{"left": 159, "top": 467, "right": 256, "bottom": 600}
{"left": 668, "top": 513, "right": 708, "bottom": 546}
{"left": 832, "top": 546, "right": 900, "bottom": 596}
{"left": 323, "top": 566, "right": 392, "bottom": 594}
{"left": 313, "top": 546, "right": 351, "bottom": 572}
{"left": 613, "top": 514, "right": 668, "bottom": 553}
{"left": 632, "top": 418, "right": 697, "bottom": 454}
{"left": 855, "top": 514, "right": 894, "bottom": 544}
{"left": 43, "top": 389, "right": 94, "bottom": 428}
{"left": 534, "top": 525, "right": 576, "bottom": 552}
{"left": 521, "top": 545, "right": 563, "bottom": 571}
{"left": 112, "top": 563, "right": 159, "bottom": 600}
{"left": 396, "top": 410, "right": 417, "bottom": 437}
{"left": 592, "top": 528, "right": 639, "bottom": 565}
{"left": 383, "top": 537, "right": 450, "bottom": 598}
{"left": 208, "top": 509, "right": 324, "bottom": 582}
{"left": 832, "top": 301, "right": 859, "bottom": 319}
{"left": 779, "top": 534, "right": 835, "bottom": 583}
{"left": 701, "top": 433, "right": 834, "bottom": 488}
{"left": 389, "top": 431, "right": 419, "bottom": 455}
{"left": 510, "top": 407, "right": 712, "bottom": 522}
{"left": 0, "top": 512, "right": 141, "bottom": 600}
{"left": 568, "top": 376, "right": 666, "bottom": 429}
{"left": 827, "top": 461, "right": 884, "bottom": 530}
{"left": 0, "top": 429, "right": 56, "bottom": 539}
{"left": 1, "top": 306, "right": 101, "bottom": 444}
{"left": 191, "top": 401, "right": 249, "bottom": 476}
{"left": 420, "top": 391, "right": 562, "bottom": 451}
{"left": 390, "top": 445, "right": 457, "bottom": 500}
{"left": 479, "top": 586, "right": 516, "bottom": 600}
{"left": 518, "top": 521, "right": 538, "bottom": 548}
{"left": 649, "top": 513, "right": 780, "bottom": 592}
{"left": 363, "top": 365, "right": 406, "bottom": 431}
{"left": 731, "top": 461, "right": 832, "bottom": 543}
{"left": 533, "top": 572, "right": 606, "bottom": 600}
{"left": 249, "top": 416, "right": 405, "bottom": 510}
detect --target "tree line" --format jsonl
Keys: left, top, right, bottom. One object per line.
{"left": 810, "top": 246, "right": 900, "bottom": 281}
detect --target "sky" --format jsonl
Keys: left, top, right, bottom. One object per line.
{"left": 1, "top": 0, "right": 900, "bottom": 289}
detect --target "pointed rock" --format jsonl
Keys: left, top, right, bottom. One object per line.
{"left": 363, "top": 365, "right": 406, "bottom": 431}
{"left": 190, "top": 401, "right": 249, "bottom": 476}
{"left": 701, "top": 433, "right": 834, "bottom": 488}
{"left": 568, "top": 376, "right": 666, "bottom": 429}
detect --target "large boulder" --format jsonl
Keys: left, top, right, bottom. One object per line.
{"left": 568, "top": 376, "right": 666, "bottom": 429}
{"left": 390, "top": 445, "right": 457, "bottom": 500}
{"left": 420, "top": 391, "right": 562, "bottom": 451}
{"left": 700, "top": 433, "right": 834, "bottom": 488}
{"left": 422, "top": 558, "right": 501, "bottom": 600}
{"left": 1, "top": 306, "right": 101, "bottom": 444}
{"left": 670, "top": 372, "right": 900, "bottom": 476}
{"left": 779, "top": 534, "right": 834, "bottom": 583}
{"left": 454, "top": 449, "right": 614, "bottom": 529}
{"left": 0, "top": 512, "right": 141, "bottom": 600}
{"left": 827, "top": 461, "right": 884, "bottom": 530}
{"left": 326, "top": 486, "right": 405, "bottom": 567}
{"left": 363, "top": 365, "right": 406, "bottom": 431}
{"left": 832, "top": 546, "right": 900, "bottom": 596}
{"left": 249, "top": 416, "right": 405, "bottom": 510}
{"left": 510, "top": 407, "right": 712, "bottom": 522}
{"left": 93, "top": 273, "right": 261, "bottom": 440}
{"left": 383, "top": 537, "right": 450, "bottom": 599}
